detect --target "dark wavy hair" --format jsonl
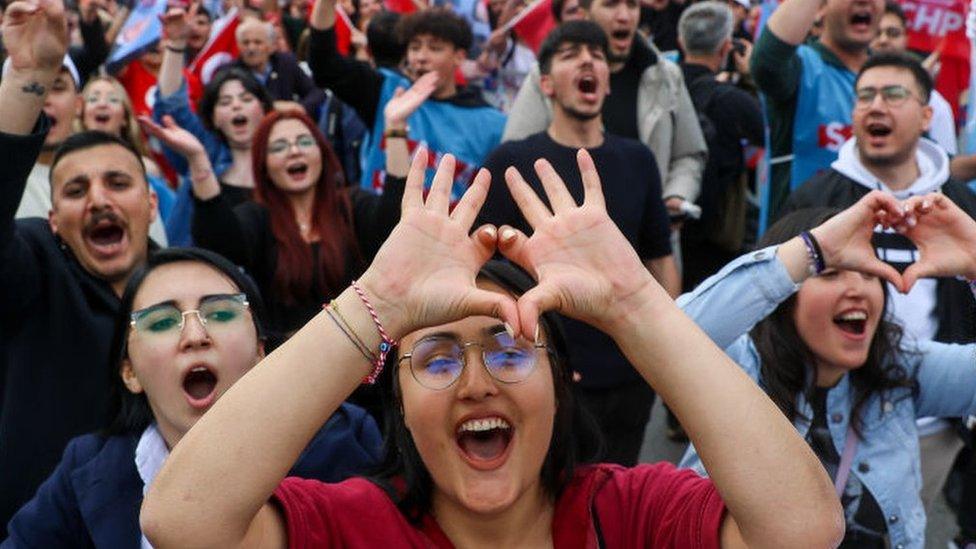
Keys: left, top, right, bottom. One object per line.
{"left": 369, "top": 260, "right": 601, "bottom": 522}
{"left": 197, "top": 67, "right": 274, "bottom": 139}
{"left": 396, "top": 7, "right": 473, "bottom": 51}
{"left": 103, "top": 247, "right": 267, "bottom": 436}
{"left": 750, "top": 208, "right": 916, "bottom": 436}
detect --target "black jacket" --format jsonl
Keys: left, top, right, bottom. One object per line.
{"left": 232, "top": 52, "right": 326, "bottom": 117}
{"left": 782, "top": 169, "right": 976, "bottom": 345}
{"left": 0, "top": 121, "right": 122, "bottom": 533}
{"left": 191, "top": 177, "right": 405, "bottom": 336}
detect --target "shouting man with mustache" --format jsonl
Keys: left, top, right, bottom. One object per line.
{"left": 0, "top": 0, "right": 160, "bottom": 533}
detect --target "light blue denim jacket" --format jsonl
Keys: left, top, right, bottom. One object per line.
{"left": 153, "top": 82, "right": 233, "bottom": 246}
{"left": 677, "top": 246, "right": 976, "bottom": 549}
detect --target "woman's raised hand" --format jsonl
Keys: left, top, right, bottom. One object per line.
{"left": 358, "top": 149, "right": 519, "bottom": 338}
{"left": 497, "top": 149, "right": 659, "bottom": 339}
{"left": 138, "top": 114, "right": 207, "bottom": 160}
{"left": 809, "top": 190, "right": 908, "bottom": 291}
{"left": 899, "top": 193, "right": 976, "bottom": 289}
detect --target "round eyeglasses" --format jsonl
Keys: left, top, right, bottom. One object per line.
{"left": 399, "top": 330, "right": 550, "bottom": 390}
{"left": 267, "top": 134, "right": 317, "bottom": 155}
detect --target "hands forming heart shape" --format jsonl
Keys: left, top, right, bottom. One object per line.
{"left": 360, "top": 150, "right": 976, "bottom": 342}
{"left": 359, "top": 147, "right": 660, "bottom": 341}
{"left": 810, "top": 190, "right": 976, "bottom": 294}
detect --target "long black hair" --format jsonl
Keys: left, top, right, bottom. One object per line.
{"left": 750, "top": 208, "right": 916, "bottom": 436}
{"left": 103, "top": 247, "right": 267, "bottom": 436}
{"left": 369, "top": 260, "right": 601, "bottom": 522}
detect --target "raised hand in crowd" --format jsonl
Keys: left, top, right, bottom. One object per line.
{"left": 139, "top": 114, "right": 221, "bottom": 200}
{"left": 156, "top": 1, "right": 197, "bottom": 96}
{"left": 0, "top": 0, "right": 68, "bottom": 134}
{"left": 382, "top": 71, "right": 438, "bottom": 176}
{"left": 899, "top": 193, "right": 976, "bottom": 289}
{"left": 796, "top": 190, "right": 907, "bottom": 289}
{"left": 731, "top": 38, "right": 752, "bottom": 77}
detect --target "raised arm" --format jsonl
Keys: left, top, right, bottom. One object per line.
{"left": 141, "top": 151, "right": 519, "bottom": 547}
{"left": 156, "top": 3, "right": 194, "bottom": 98}
{"left": 681, "top": 190, "right": 908, "bottom": 350}
{"left": 493, "top": 152, "right": 892, "bottom": 548}
{"left": 350, "top": 73, "right": 439, "bottom": 258}
{"left": 0, "top": 0, "right": 69, "bottom": 320}
{"left": 307, "top": 0, "right": 384, "bottom": 127}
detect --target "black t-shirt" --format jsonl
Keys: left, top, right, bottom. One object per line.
{"left": 478, "top": 131, "right": 670, "bottom": 389}
{"left": 806, "top": 388, "right": 888, "bottom": 548}
{"left": 603, "top": 38, "right": 657, "bottom": 141}
{"left": 219, "top": 182, "right": 254, "bottom": 208}
{"left": 639, "top": 2, "right": 686, "bottom": 53}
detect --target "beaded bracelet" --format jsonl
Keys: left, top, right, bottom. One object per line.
{"left": 350, "top": 280, "right": 398, "bottom": 385}
{"left": 799, "top": 231, "right": 826, "bottom": 276}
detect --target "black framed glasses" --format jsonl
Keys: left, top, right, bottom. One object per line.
{"left": 854, "top": 85, "right": 921, "bottom": 109}
{"left": 129, "top": 293, "right": 250, "bottom": 339}
{"left": 399, "top": 329, "right": 550, "bottom": 390}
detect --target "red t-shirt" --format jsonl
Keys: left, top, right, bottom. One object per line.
{"left": 272, "top": 462, "right": 726, "bottom": 548}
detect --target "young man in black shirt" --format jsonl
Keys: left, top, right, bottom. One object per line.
{"left": 479, "top": 21, "right": 677, "bottom": 466}
{"left": 504, "top": 0, "right": 705, "bottom": 220}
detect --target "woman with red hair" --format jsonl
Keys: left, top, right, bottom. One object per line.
{"left": 141, "top": 89, "right": 421, "bottom": 339}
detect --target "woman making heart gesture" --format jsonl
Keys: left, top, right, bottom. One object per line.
{"left": 680, "top": 191, "right": 976, "bottom": 549}
{"left": 140, "top": 150, "right": 850, "bottom": 547}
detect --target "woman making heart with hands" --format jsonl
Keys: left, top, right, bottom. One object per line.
{"left": 141, "top": 150, "right": 850, "bottom": 548}
{"left": 680, "top": 190, "right": 976, "bottom": 549}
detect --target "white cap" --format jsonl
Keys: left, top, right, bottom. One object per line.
{"left": 731, "top": 0, "right": 750, "bottom": 9}
{"left": 1, "top": 54, "right": 81, "bottom": 89}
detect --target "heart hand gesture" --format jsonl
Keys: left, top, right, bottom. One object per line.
{"left": 898, "top": 193, "right": 976, "bottom": 289}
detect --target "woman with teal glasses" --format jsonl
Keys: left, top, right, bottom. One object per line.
{"left": 2, "top": 248, "right": 382, "bottom": 546}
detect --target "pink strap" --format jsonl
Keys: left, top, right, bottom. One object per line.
{"left": 834, "top": 427, "right": 859, "bottom": 498}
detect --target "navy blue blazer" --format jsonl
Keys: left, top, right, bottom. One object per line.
{"left": 2, "top": 403, "right": 382, "bottom": 547}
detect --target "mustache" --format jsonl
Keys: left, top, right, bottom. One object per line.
{"left": 85, "top": 211, "right": 124, "bottom": 233}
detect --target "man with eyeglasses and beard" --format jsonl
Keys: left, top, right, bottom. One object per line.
{"left": 0, "top": 0, "right": 162, "bottom": 533}
{"left": 781, "top": 52, "right": 976, "bottom": 548}
{"left": 479, "top": 21, "right": 677, "bottom": 467}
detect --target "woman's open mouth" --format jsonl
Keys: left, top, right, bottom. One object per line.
{"left": 93, "top": 113, "right": 112, "bottom": 124}
{"left": 833, "top": 310, "right": 867, "bottom": 337}
{"left": 455, "top": 416, "right": 514, "bottom": 470}
{"left": 183, "top": 365, "right": 219, "bottom": 409}
{"left": 231, "top": 115, "right": 249, "bottom": 129}
{"left": 286, "top": 162, "right": 309, "bottom": 180}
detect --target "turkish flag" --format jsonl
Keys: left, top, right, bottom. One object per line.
{"left": 334, "top": 5, "right": 354, "bottom": 55}
{"left": 511, "top": 0, "right": 555, "bottom": 53}
{"left": 188, "top": 8, "right": 240, "bottom": 85}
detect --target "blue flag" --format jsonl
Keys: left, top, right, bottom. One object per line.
{"left": 105, "top": 0, "right": 169, "bottom": 74}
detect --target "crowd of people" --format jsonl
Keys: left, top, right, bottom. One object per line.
{"left": 0, "top": 0, "right": 974, "bottom": 544}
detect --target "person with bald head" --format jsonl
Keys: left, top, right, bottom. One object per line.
{"left": 230, "top": 17, "right": 326, "bottom": 116}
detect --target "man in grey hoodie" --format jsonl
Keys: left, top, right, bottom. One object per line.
{"left": 782, "top": 53, "right": 976, "bottom": 544}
